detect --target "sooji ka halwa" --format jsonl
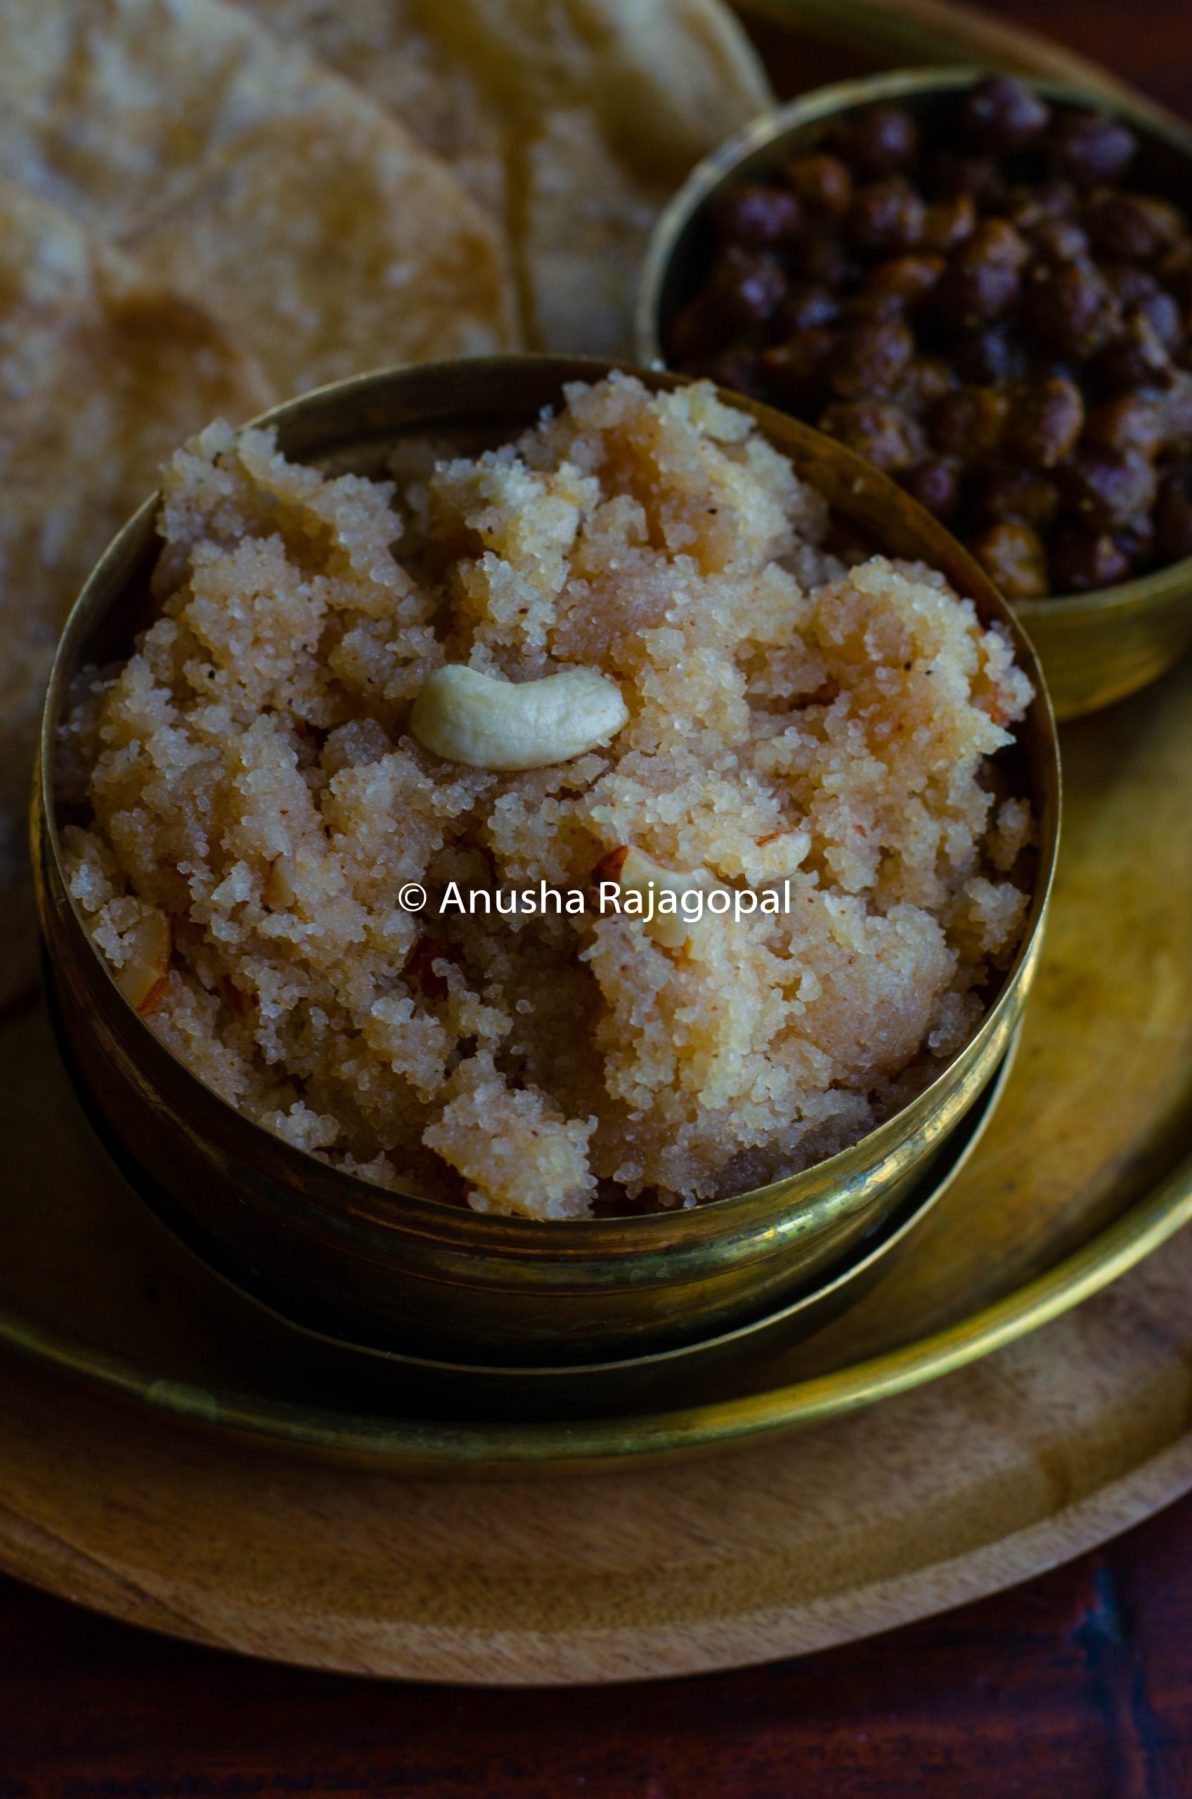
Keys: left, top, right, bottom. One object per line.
{"left": 60, "top": 376, "right": 1035, "bottom": 1220}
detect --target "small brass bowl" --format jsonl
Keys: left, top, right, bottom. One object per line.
{"left": 33, "top": 356, "right": 1059, "bottom": 1365}
{"left": 636, "top": 67, "right": 1192, "bottom": 722}
{"left": 127, "top": 1029, "right": 1018, "bottom": 1423}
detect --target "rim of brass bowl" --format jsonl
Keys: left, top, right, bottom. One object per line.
{"left": 635, "top": 67, "right": 1192, "bottom": 723}
{"left": 33, "top": 355, "right": 1059, "bottom": 1362}
{"left": 124, "top": 1028, "right": 1018, "bottom": 1426}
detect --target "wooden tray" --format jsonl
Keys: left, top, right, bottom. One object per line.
{"left": 4, "top": 1186, "right": 1192, "bottom": 1683}
{"left": 1, "top": 0, "right": 1190, "bottom": 1678}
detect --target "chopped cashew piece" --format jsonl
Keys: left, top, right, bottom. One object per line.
{"left": 265, "top": 854, "right": 296, "bottom": 909}
{"left": 615, "top": 845, "right": 714, "bottom": 953}
{"left": 115, "top": 909, "right": 172, "bottom": 1015}
{"left": 410, "top": 664, "right": 628, "bottom": 771}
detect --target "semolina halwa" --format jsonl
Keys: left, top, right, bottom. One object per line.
{"left": 60, "top": 373, "right": 1034, "bottom": 1220}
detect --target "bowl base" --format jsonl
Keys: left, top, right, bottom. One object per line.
{"left": 89, "top": 1038, "right": 1016, "bottom": 1423}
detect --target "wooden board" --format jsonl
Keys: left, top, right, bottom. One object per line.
{"left": 3, "top": 1225, "right": 1192, "bottom": 1684}
{"left": 0, "top": 653, "right": 1189, "bottom": 1677}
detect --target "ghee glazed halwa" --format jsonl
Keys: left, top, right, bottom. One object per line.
{"left": 60, "top": 375, "right": 1034, "bottom": 1220}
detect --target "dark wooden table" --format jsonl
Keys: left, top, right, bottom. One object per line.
{"left": 1, "top": 1495, "right": 1191, "bottom": 1795}
{"left": 3, "top": 2, "right": 1191, "bottom": 1792}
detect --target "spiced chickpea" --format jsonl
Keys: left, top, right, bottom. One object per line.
{"left": 776, "top": 284, "right": 841, "bottom": 334}
{"left": 1159, "top": 242, "right": 1192, "bottom": 310}
{"left": 760, "top": 328, "right": 836, "bottom": 404}
{"left": 798, "top": 235, "right": 859, "bottom": 288}
{"left": 1049, "top": 526, "right": 1134, "bottom": 591}
{"left": 1022, "top": 262, "right": 1119, "bottom": 359}
{"left": 1003, "top": 376, "right": 1085, "bottom": 467}
{"left": 1115, "top": 516, "right": 1156, "bottom": 569}
{"left": 902, "top": 457, "right": 962, "bottom": 519}
{"left": 712, "top": 247, "right": 787, "bottom": 327}
{"left": 961, "top": 75, "right": 1051, "bottom": 155}
{"left": 952, "top": 328, "right": 1027, "bottom": 384}
{"left": 864, "top": 253, "right": 945, "bottom": 309}
{"left": 1103, "top": 265, "right": 1160, "bottom": 309}
{"left": 832, "top": 106, "right": 919, "bottom": 178}
{"left": 967, "top": 520, "right": 1049, "bottom": 599}
{"left": 1058, "top": 447, "right": 1159, "bottom": 529}
{"left": 922, "top": 192, "right": 977, "bottom": 254}
{"left": 840, "top": 288, "right": 906, "bottom": 326}
{"left": 969, "top": 219, "right": 1032, "bottom": 269}
{"left": 846, "top": 179, "right": 926, "bottom": 255}
{"left": 1084, "top": 193, "right": 1185, "bottom": 262}
{"left": 817, "top": 399, "right": 926, "bottom": 471}
{"left": 929, "top": 386, "right": 1010, "bottom": 459}
{"left": 784, "top": 153, "right": 854, "bottom": 220}
{"left": 930, "top": 149, "right": 1005, "bottom": 209}
{"left": 830, "top": 317, "right": 915, "bottom": 398}
{"left": 1082, "top": 394, "right": 1164, "bottom": 457}
{"left": 898, "top": 356, "right": 957, "bottom": 413}
{"left": 713, "top": 183, "right": 804, "bottom": 248}
{"left": 694, "top": 346, "right": 765, "bottom": 397}
{"left": 1050, "top": 113, "right": 1138, "bottom": 186}
{"left": 1161, "top": 370, "right": 1192, "bottom": 441}
{"left": 973, "top": 469, "right": 1061, "bottom": 532}
{"left": 932, "top": 259, "right": 1020, "bottom": 331}
{"left": 1093, "top": 312, "right": 1172, "bottom": 391}
{"left": 1005, "top": 180, "right": 1077, "bottom": 231}
{"left": 1028, "top": 217, "right": 1090, "bottom": 265}
{"left": 1136, "top": 289, "right": 1183, "bottom": 350}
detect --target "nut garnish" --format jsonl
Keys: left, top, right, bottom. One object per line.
{"left": 115, "top": 909, "right": 172, "bottom": 1015}
{"left": 410, "top": 664, "right": 629, "bottom": 772}
{"left": 609, "top": 845, "right": 714, "bottom": 953}
{"left": 265, "top": 854, "right": 296, "bottom": 909}
{"left": 591, "top": 844, "right": 629, "bottom": 884}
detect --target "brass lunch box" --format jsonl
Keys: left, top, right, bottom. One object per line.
{"left": 636, "top": 68, "right": 1192, "bottom": 722}
{"left": 33, "top": 356, "right": 1060, "bottom": 1365}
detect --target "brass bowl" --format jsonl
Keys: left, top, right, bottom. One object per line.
{"left": 33, "top": 356, "right": 1059, "bottom": 1365}
{"left": 119, "top": 1029, "right": 1018, "bottom": 1423}
{"left": 635, "top": 67, "right": 1192, "bottom": 722}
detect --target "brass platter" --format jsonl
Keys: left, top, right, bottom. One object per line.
{"left": 1, "top": 0, "right": 1190, "bottom": 1477}
{"left": 3, "top": 650, "right": 1189, "bottom": 1472}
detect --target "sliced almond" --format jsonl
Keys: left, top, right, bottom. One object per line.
{"left": 115, "top": 909, "right": 172, "bottom": 1015}
{"left": 265, "top": 854, "right": 296, "bottom": 909}
{"left": 591, "top": 844, "right": 629, "bottom": 884}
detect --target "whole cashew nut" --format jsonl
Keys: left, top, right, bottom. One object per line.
{"left": 410, "top": 664, "right": 629, "bottom": 772}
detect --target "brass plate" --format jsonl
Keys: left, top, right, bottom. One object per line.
{"left": 3, "top": 655, "right": 1189, "bottom": 1472}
